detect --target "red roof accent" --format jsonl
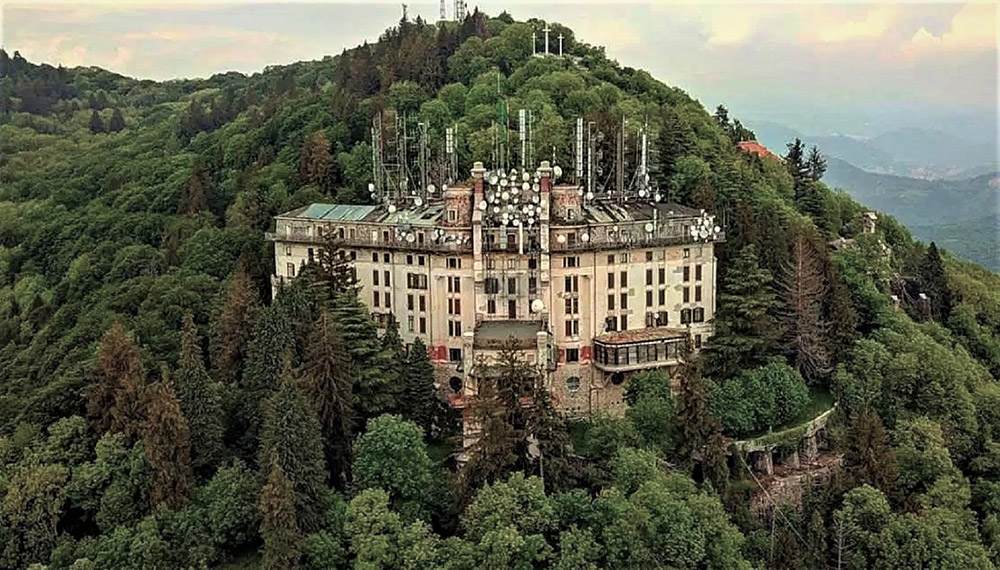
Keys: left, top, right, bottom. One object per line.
{"left": 737, "top": 140, "right": 778, "bottom": 159}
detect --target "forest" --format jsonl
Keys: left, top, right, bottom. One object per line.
{"left": 2, "top": 10, "right": 1000, "bottom": 569}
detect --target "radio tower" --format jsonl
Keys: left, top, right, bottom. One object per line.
{"left": 454, "top": 0, "right": 466, "bottom": 21}
{"left": 439, "top": 0, "right": 447, "bottom": 21}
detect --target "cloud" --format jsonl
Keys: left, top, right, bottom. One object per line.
{"left": 812, "top": 5, "right": 898, "bottom": 43}
{"left": 908, "top": 3, "right": 997, "bottom": 53}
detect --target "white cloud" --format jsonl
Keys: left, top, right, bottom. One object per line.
{"left": 907, "top": 3, "right": 997, "bottom": 53}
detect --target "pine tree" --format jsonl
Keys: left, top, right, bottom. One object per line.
{"left": 705, "top": 245, "right": 780, "bottom": 378}
{"left": 175, "top": 313, "right": 225, "bottom": 474}
{"left": 306, "top": 237, "right": 358, "bottom": 303}
{"left": 402, "top": 337, "right": 455, "bottom": 438}
{"left": 88, "top": 109, "right": 105, "bottom": 134}
{"left": 259, "top": 456, "right": 302, "bottom": 570}
{"left": 332, "top": 291, "right": 397, "bottom": 419}
{"left": 785, "top": 139, "right": 823, "bottom": 215}
{"left": 178, "top": 165, "right": 210, "bottom": 215}
{"left": 298, "top": 130, "right": 333, "bottom": 192}
{"left": 844, "top": 407, "right": 898, "bottom": 494}
{"left": 779, "top": 235, "right": 831, "bottom": 382}
{"left": 919, "top": 242, "right": 953, "bottom": 321}
{"left": 676, "top": 338, "right": 724, "bottom": 473}
{"left": 656, "top": 107, "right": 697, "bottom": 183}
{"left": 88, "top": 322, "right": 147, "bottom": 442}
{"left": 259, "top": 368, "right": 328, "bottom": 533}
{"left": 299, "top": 310, "right": 355, "bottom": 489}
{"left": 824, "top": 262, "right": 859, "bottom": 359}
{"left": 211, "top": 265, "right": 260, "bottom": 383}
{"left": 807, "top": 145, "right": 827, "bottom": 181}
{"left": 107, "top": 108, "right": 125, "bottom": 132}
{"left": 143, "top": 369, "right": 194, "bottom": 509}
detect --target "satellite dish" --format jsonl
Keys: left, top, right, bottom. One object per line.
{"left": 493, "top": 206, "right": 500, "bottom": 213}
{"left": 531, "top": 299, "right": 545, "bottom": 313}
{"left": 500, "top": 178, "right": 509, "bottom": 187}
{"left": 502, "top": 191, "right": 510, "bottom": 200}
{"left": 586, "top": 191, "right": 594, "bottom": 201}
{"left": 522, "top": 182, "right": 530, "bottom": 191}
{"left": 414, "top": 197, "right": 424, "bottom": 206}
{"left": 427, "top": 184, "right": 436, "bottom": 193}
{"left": 581, "top": 233, "right": 590, "bottom": 242}
{"left": 406, "top": 233, "right": 416, "bottom": 243}
{"left": 644, "top": 223, "right": 654, "bottom": 233}
{"left": 532, "top": 196, "right": 540, "bottom": 204}
{"left": 553, "top": 165, "right": 563, "bottom": 178}
{"left": 479, "top": 200, "right": 488, "bottom": 210}
{"left": 577, "top": 188, "right": 584, "bottom": 196}
{"left": 522, "top": 172, "right": 530, "bottom": 182}
{"left": 714, "top": 225, "right": 722, "bottom": 233}
{"left": 388, "top": 204, "right": 397, "bottom": 214}
{"left": 489, "top": 174, "right": 499, "bottom": 185}
{"left": 655, "top": 193, "right": 662, "bottom": 201}
{"left": 638, "top": 189, "right": 647, "bottom": 198}
{"left": 699, "top": 228, "right": 709, "bottom": 239}
{"left": 368, "top": 183, "right": 375, "bottom": 192}
{"left": 556, "top": 234, "right": 567, "bottom": 244}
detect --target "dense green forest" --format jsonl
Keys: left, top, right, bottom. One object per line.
{"left": 2, "top": 10, "right": 1000, "bottom": 569}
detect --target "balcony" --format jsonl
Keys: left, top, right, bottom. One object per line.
{"left": 549, "top": 223, "right": 724, "bottom": 252}
{"left": 266, "top": 225, "right": 473, "bottom": 253}
{"left": 593, "top": 327, "right": 688, "bottom": 373}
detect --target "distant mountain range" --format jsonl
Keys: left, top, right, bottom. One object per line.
{"left": 746, "top": 120, "right": 998, "bottom": 270}
{"left": 748, "top": 121, "right": 997, "bottom": 180}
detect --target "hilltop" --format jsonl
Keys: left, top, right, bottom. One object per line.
{"left": 1, "top": 11, "right": 1000, "bottom": 570}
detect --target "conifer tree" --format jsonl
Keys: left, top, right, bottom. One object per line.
{"left": 88, "top": 109, "right": 105, "bottom": 134}
{"left": 705, "top": 245, "right": 780, "bottom": 378}
{"left": 88, "top": 322, "right": 147, "bottom": 442}
{"left": 259, "top": 368, "right": 328, "bottom": 533}
{"left": 919, "top": 242, "right": 953, "bottom": 321}
{"left": 807, "top": 145, "right": 827, "bottom": 181}
{"left": 844, "top": 407, "right": 898, "bottom": 495}
{"left": 824, "top": 262, "right": 859, "bottom": 359}
{"left": 299, "top": 310, "right": 354, "bottom": 488}
{"left": 298, "top": 130, "right": 333, "bottom": 192}
{"left": 235, "top": 304, "right": 294, "bottom": 460}
{"left": 175, "top": 313, "right": 225, "bottom": 474}
{"left": 308, "top": 238, "right": 358, "bottom": 302}
{"left": 402, "top": 337, "right": 455, "bottom": 438}
{"left": 676, "top": 339, "right": 724, "bottom": 473}
{"left": 178, "top": 165, "right": 210, "bottom": 216}
{"left": 211, "top": 265, "right": 260, "bottom": 383}
{"left": 332, "top": 291, "right": 397, "bottom": 419}
{"left": 259, "top": 457, "right": 302, "bottom": 570}
{"left": 143, "top": 369, "right": 194, "bottom": 509}
{"left": 656, "top": 107, "right": 697, "bottom": 183}
{"left": 779, "top": 235, "right": 831, "bottom": 382}
{"left": 107, "top": 108, "right": 125, "bottom": 132}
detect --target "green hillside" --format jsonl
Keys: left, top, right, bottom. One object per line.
{"left": 2, "top": 11, "right": 1000, "bottom": 570}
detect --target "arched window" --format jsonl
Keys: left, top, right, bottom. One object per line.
{"left": 448, "top": 376, "right": 463, "bottom": 393}
{"left": 566, "top": 376, "right": 581, "bottom": 393}
{"left": 610, "top": 372, "right": 625, "bottom": 386}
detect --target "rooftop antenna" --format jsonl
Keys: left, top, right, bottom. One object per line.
{"left": 616, "top": 115, "right": 626, "bottom": 201}
{"left": 575, "top": 117, "right": 583, "bottom": 185}
{"left": 401, "top": 3, "right": 407, "bottom": 21}
{"left": 587, "top": 120, "right": 595, "bottom": 199}
{"left": 519, "top": 109, "right": 527, "bottom": 168}
{"left": 543, "top": 24, "right": 552, "bottom": 55}
{"left": 454, "top": 0, "right": 466, "bottom": 21}
{"left": 445, "top": 124, "right": 457, "bottom": 183}
{"left": 531, "top": 32, "right": 537, "bottom": 56}
{"left": 439, "top": 0, "right": 446, "bottom": 21}
{"left": 558, "top": 33, "right": 564, "bottom": 56}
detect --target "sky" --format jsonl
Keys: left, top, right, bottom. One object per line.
{"left": 2, "top": 1, "right": 997, "bottom": 140}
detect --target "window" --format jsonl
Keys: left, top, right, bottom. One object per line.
{"left": 306, "top": 248, "right": 314, "bottom": 264}
{"left": 508, "top": 299, "right": 517, "bottom": 319}
{"left": 488, "top": 299, "right": 496, "bottom": 314}
{"left": 619, "top": 253, "right": 629, "bottom": 263}
{"left": 695, "top": 264, "right": 703, "bottom": 281}
{"left": 383, "top": 253, "right": 390, "bottom": 263}
{"left": 419, "top": 296, "right": 426, "bottom": 312}
{"left": 607, "top": 273, "right": 615, "bottom": 289}
{"left": 407, "top": 315, "right": 415, "bottom": 332}
{"left": 695, "top": 286, "right": 702, "bottom": 302}
{"left": 448, "top": 209, "right": 457, "bottom": 221}
{"left": 620, "top": 293, "right": 628, "bottom": 310}
{"left": 419, "top": 317, "right": 426, "bottom": 334}
{"left": 448, "top": 276, "right": 460, "bottom": 293}
{"left": 418, "top": 255, "right": 425, "bottom": 266}
{"left": 563, "top": 256, "right": 579, "bottom": 268}
{"left": 683, "top": 266, "right": 690, "bottom": 282}
{"left": 383, "top": 230, "right": 391, "bottom": 243}
{"left": 449, "top": 376, "right": 463, "bottom": 392}
{"left": 620, "top": 271, "right": 628, "bottom": 287}
{"left": 407, "top": 295, "right": 414, "bottom": 311}
{"left": 659, "top": 268, "right": 665, "bottom": 284}
{"left": 657, "top": 311, "right": 669, "bottom": 326}
{"left": 564, "top": 319, "right": 579, "bottom": 337}
{"left": 448, "top": 320, "right": 462, "bottom": 337}
{"left": 447, "top": 257, "right": 461, "bottom": 269}
{"left": 448, "top": 298, "right": 461, "bottom": 315}
{"left": 286, "top": 263, "right": 296, "bottom": 277}
{"left": 608, "top": 254, "right": 615, "bottom": 264}
{"left": 384, "top": 292, "right": 391, "bottom": 308}
{"left": 683, "top": 287, "right": 690, "bottom": 303}
{"left": 349, "top": 251, "right": 357, "bottom": 260}
{"left": 646, "top": 290, "right": 653, "bottom": 306}
{"left": 645, "top": 312, "right": 656, "bottom": 327}
{"left": 567, "top": 208, "right": 575, "bottom": 220}
{"left": 406, "top": 254, "right": 413, "bottom": 265}
{"left": 658, "top": 289, "right": 666, "bottom": 305}
{"left": 486, "top": 278, "right": 499, "bottom": 295}
{"left": 646, "top": 269, "right": 653, "bottom": 286}
{"left": 693, "top": 307, "right": 705, "bottom": 322}
{"left": 608, "top": 294, "right": 615, "bottom": 310}
{"left": 681, "top": 309, "right": 692, "bottom": 324}
{"left": 529, "top": 277, "right": 537, "bottom": 295}
{"left": 372, "top": 252, "right": 379, "bottom": 262}
{"left": 373, "top": 291, "right": 380, "bottom": 307}
{"left": 507, "top": 258, "right": 517, "bottom": 270}
{"left": 528, "top": 258, "right": 537, "bottom": 270}
{"left": 407, "top": 273, "right": 428, "bottom": 289}
{"left": 567, "top": 233, "right": 577, "bottom": 246}
{"left": 565, "top": 376, "right": 581, "bottom": 393}
{"left": 564, "top": 275, "right": 578, "bottom": 293}
{"left": 507, "top": 277, "right": 517, "bottom": 294}
{"left": 646, "top": 251, "right": 653, "bottom": 262}
{"left": 695, "top": 334, "right": 703, "bottom": 349}
{"left": 449, "top": 348, "right": 463, "bottom": 362}
{"left": 605, "top": 316, "right": 618, "bottom": 331}
{"left": 565, "top": 297, "right": 579, "bottom": 314}
{"left": 620, "top": 315, "right": 628, "bottom": 330}
{"left": 566, "top": 348, "right": 580, "bottom": 363}
{"left": 683, "top": 248, "right": 690, "bottom": 259}
{"left": 384, "top": 270, "right": 390, "bottom": 286}
{"left": 285, "top": 245, "right": 292, "bottom": 256}
{"left": 373, "top": 270, "right": 379, "bottom": 286}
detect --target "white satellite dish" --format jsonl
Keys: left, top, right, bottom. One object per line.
{"left": 638, "top": 189, "right": 647, "bottom": 198}
{"left": 581, "top": 233, "right": 590, "bottom": 242}
{"left": 714, "top": 225, "right": 721, "bottom": 233}
{"left": 414, "top": 197, "right": 424, "bottom": 206}
{"left": 368, "top": 183, "right": 375, "bottom": 192}
{"left": 500, "top": 178, "right": 509, "bottom": 187}
{"left": 406, "top": 233, "right": 416, "bottom": 243}
{"left": 556, "top": 234, "right": 567, "bottom": 244}
{"left": 553, "top": 165, "right": 563, "bottom": 178}
{"left": 479, "top": 200, "right": 488, "bottom": 210}
{"left": 493, "top": 206, "right": 500, "bottom": 213}
{"left": 577, "top": 188, "right": 584, "bottom": 196}
{"left": 530, "top": 299, "right": 545, "bottom": 313}
{"left": 522, "top": 182, "right": 530, "bottom": 191}
{"left": 522, "top": 172, "right": 530, "bottom": 182}
{"left": 388, "top": 204, "right": 397, "bottom": 214}
{"left": 427, "top": 184, "right": 436, "bottom": 193}
{"left": 489, "top": 174, "right": 499, "bottom": 185}
{"left": 644, "top": 223, "right": 654, "bottom": 233}
{"left": 502, "top": 191, "right": 510, "bottom": 200}
{"left": 586, "top": 191, "right": 594, "bottom": 201}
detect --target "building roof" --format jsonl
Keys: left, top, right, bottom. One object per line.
{"left": 737, "top": 140, "right": 778, "bottom": 159}
{"left": 474, "top": 320, "right": 543, "bottom": 350}
{"left": 595, "top": 326, "right": 688, "bottom": 345}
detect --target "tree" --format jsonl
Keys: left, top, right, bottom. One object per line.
{"left": 298, "top": 130, "right": 333, "bottom": 192}
{"left": 785, "top": 138, "right": 823, "bottom": 214}
{"left": 259, "top": 370, "right": 328, "bottom": 532}
{"left": 299, "top": 310, "right": 354, "bottom": 488}
{"left": 843, "top": 406, "right": 899, "bottom": 494}
{"left": 142, "top": 370, "right": 193, "bottom": 509}
{"left": 352, "top": 415, "right": 437, "bottom": 521}
{"left": 807, "top": 145, "right": 826, "bottom": 181}
{"left": 0, "top": 464, "right": 69, "bottom": 569}
{"left": 919, "top": 242, "right": 953, "bottom": 321}
{"left": 233, "top": 303, "right": 292, "bottom": 459}
{"left": 175, "top": 313, "right": 224, "bottom": 474}
{"left": 656, "top": 107, "right": 697, "bottom": 183}
{"left": 705, "top": 245, "right": 780, "bottom": 378}
{"left": 402, "top": 337, "right": 455, "bottom": 438}
{"left": 178, "top": 165, "right": 210, "bottom": 216}
{"left": 88, "top": 322, "right": 147, "bottom": 442}
{"left": 107, "top": 108, "right": 126, "bottom": 133}
{"left": 88, "top": 109, "right": 104, "bottom": 133}
{"left": 307, "top": 239, "right": 359, "bottom": 303}
{"left": 210, "top": 264, "right": 260, "bottom": 383}
{"left": 779, "top": 235, "right": 831, "bottom": 382}
{"left": 623, "top": 371, "right": 677, "bottom": 454}
{"left": 260, "top": 457, "right": 302, "bottom": 570}
{"left": 330, "top": 291, "right": 397, "bottom": 419}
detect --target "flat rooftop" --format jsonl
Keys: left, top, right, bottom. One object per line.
{"left": 474, "top": 320, "right": 544, "bottom": 350}
{"left": 595, "top": 327, "right": 688, "bottom": 345}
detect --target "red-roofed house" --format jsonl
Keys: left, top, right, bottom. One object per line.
{"left": 737, "top": 140, "right": 780, "bottom": 160}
